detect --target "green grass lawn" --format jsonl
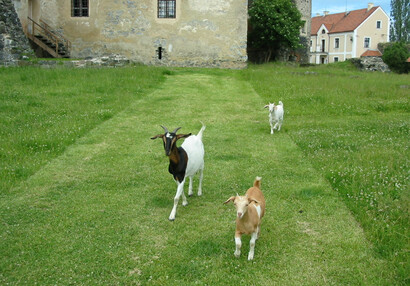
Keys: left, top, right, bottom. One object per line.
{"left": 0, "top": 65, "right": 166, "bottom": 194}
{"left": 244, "top": 63, "right": 409, "bottom": 283}
{"left": 0, "top": 63, "right": 408, "bottom": 285}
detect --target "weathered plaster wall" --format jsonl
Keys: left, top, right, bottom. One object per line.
{"left": 355, "top": 8, "right": 389, "bottom": 58}
{"left": 16, "top": 0, "right": 248, "bottom": 68}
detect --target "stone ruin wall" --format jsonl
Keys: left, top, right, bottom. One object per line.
{"left": 14, "top": 0, "right": 248, "bottom": 69}
{"left": 0, "top": 0, "right": 33, "bottom": 66}
{"left": 6, "top": 0, "right": 312, "bottom": 67}
{"left": 290, "top": 0, "right": 312, "bottom": 63}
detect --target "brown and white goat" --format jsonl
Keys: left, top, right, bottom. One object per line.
{"left": 151, "top": 125, "right": 205, "bottom": 221}
{"left": 224, "top": 176, "right": 265, "bottom": 260}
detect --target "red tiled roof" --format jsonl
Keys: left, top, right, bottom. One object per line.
{"left": 311, "top": 7, "right": 379, "bottom": 35}
{"left": 361, "top": 50, "right": 382, "bottom": 57}
{"left": 407, "top": 57, "right": 410, "bottom": 63}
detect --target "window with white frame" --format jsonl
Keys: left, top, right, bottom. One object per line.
{"left": 364, "top": 37, "right": 370, "bottom": 48}
{"left": 158, "top": 0, "right": 176, "bottom": 18}
{"left": 335, "top": 38, "right": 340, "bottom": 49}
{"left": 376, "top": 21, "right": 382, "bottom": 29}
{"left": 334, "top": 57, "right": 339, "bottom": 62}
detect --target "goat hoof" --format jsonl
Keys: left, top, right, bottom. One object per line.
{"left": 168, "top": 218, "right": 175, "bottom": 221}
{"left": 182, "top": 201, "right": 188, "bottom": 206}
{"left": 188, "top": 193, "right": 193, "bottom": 197}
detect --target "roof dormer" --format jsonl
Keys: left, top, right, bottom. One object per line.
{"left": 319, "top": 24, "right": 329, "bottom": 35}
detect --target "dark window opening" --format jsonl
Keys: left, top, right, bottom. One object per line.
{"left": 158, "top": 0, "right": 176, "bottom": 18}
{"left": 157, "top": 47, "right": 163, "bottom": 60}
{"left": 335, "top": 38, "right": 340, "bottom": 49}
{"left": 72, "top": 0, "right": 89, "bottom": 17}
{"left": 364, "top": 37, "right": 370, "bottom": 48}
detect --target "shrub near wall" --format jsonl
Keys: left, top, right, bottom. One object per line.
{"left": 382, "top": 42, "right": 410, "bottom": 73}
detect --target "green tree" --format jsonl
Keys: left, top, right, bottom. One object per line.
{"left": 390, "top": 0, "right": 410, "bottom": 42}
{"left": 382, "top": 41, "right": 409, "bottom": 73}
{"left": 248, "top": 0, "right": 304, "bottom": 62}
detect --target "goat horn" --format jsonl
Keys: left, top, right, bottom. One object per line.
{"left": 172, "top": 127, "right": 181, "bottom": 134}
{"left": 160, "top": 125, "right": 169, "bottom": 133}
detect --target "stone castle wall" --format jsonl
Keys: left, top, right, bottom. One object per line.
{"left": 8, "top": 0, "right": 311, "bottom": 67}
{"left": 15, "top": 0, "right": 248, "bottom": 69}
{"left": 292, "top": 0, "right": 312, "bottom": 63}
{"left": 0, "top": 0, "right": 33, "bottom": 66}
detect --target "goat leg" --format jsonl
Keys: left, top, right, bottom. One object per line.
{"left": 169, "top": 180, "right": 185, "bottom": 221}
{"left": 234, "top": 234, "right": 242, "bottom": 258}
{"left": 248, "top": 230, "right": 258, "bottom": 260}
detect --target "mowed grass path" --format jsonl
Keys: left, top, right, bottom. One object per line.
{"left": 1, "top": 70, "right": 394, "bottom": 284}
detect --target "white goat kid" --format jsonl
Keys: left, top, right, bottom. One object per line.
{"left": 151, "top": 125, "right": 205, "bottom": 221}
{"left": 264, "top": 101, "right": 284, "bottom": 134}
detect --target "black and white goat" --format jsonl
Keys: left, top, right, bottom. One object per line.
{"left": 151, "top": 125, "right": 205, "bottom": 221}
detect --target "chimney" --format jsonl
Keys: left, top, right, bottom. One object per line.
{"left": 316, "top": 13, "right": 321, "bottom": 17}
{"left": 324, "top": 11, "right": 329, "bottom": 16}
{"left": 367, "top": 3, "right": 374, "bottom": 11}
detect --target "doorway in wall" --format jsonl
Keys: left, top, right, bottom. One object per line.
{"left": 28, "top": 0, "right": 40, "bottom": 27}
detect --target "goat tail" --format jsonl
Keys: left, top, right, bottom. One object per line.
{"left": 253, "top": 176, "right": 262, "bottom": 189}
{"left": 278, "top": 101, "right": 283, "bottom": 106}
{"left": 197, "top": 123, "right": 206, "bottom": 141}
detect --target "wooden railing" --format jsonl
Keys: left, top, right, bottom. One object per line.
{"left": 26, "top": 17, "right": 71, "bottom": 58}
{"left": 39, "top": 19, "right": 71, "bottom": 54}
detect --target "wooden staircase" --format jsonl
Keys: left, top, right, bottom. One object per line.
{"left": 26, "top": 17, "right": 71, "bottom": 58}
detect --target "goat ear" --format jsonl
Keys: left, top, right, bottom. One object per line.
{"left": 223, "top": 196, "right": 236, "bottom": 205}
{"left": 150, "top": 134, "right": 163, "bottom": 140}
{"left": 176, "top": 133, "right": 192, "bottom": 140}
{"left": 248, "top": 197, "right": 260, "bottom": 204}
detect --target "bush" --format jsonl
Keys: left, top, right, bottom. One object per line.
{"left": 382, "top": 42, "right": 410, "bottom": 73}
{"left": 248, "top": 0, "right": 303, "bottom": 63}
